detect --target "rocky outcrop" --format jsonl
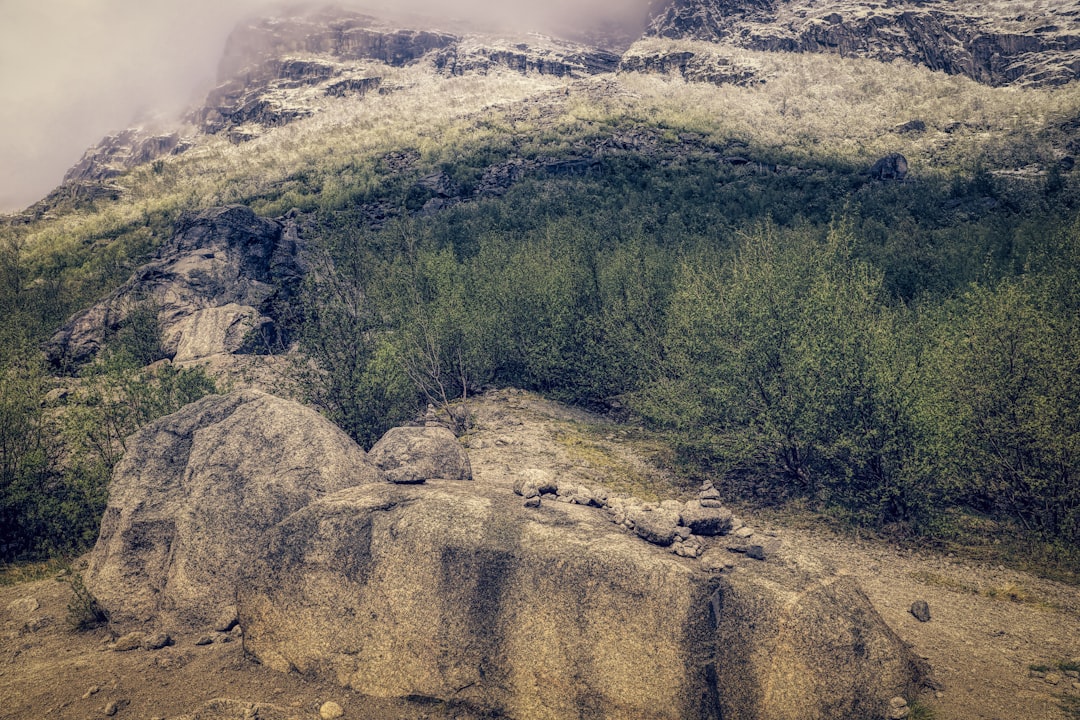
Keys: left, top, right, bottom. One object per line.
{"left": 435, "top": 37, "right": 621, "bottom": 78}
{"left": 84, "top": 390, "right": 385, "bottom": 628}
{"left": 869, "top": 153, "right": 910, "bottom": 180}
{"left": 217, "top": 9, "right": 456, "bottom": 81}
{"left": 239, "top": 479, "right": 921, "bottom": 719}
{"left": 63, "top": 128, "right": 193, "bottom": 184}
{"left": 45, "top": 205, "right": 302, "bottom": 368}
{"left": 80, "top": 385, "right": 920, "bottom": 718}
{"left": 619, "top": 42, "right": 762, "bottom": 85}
{"left": 645, "top": 0, "right": 1080, "bottom": 87}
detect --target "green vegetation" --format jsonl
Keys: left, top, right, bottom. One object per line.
{"left": 65, "top": 570, "right": 108, "bottom": 630}
{"left": 0, "top": 322, "right": 216, "bottom": 562}
{"left": 2, "top": 49, "right": 1079, "bottom": 572}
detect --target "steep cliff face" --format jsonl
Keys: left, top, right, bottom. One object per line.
{"left": 619, "top": 41, "right": 763, "bottom": 85}
{"left": 45, "top": 205, "right": 302, "bottom": 368}
{"left": 63, "top": 129, "right": 192, "bottom": 184}
{"left": 645, "top": 0, "right": 1080, "bottom": 87}
{"left": 435, "top": 37, "right": 621, "bottom": 78}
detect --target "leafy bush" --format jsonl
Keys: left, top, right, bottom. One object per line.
{"left": 630, "top": 223, "right": 935, "bottom": 526}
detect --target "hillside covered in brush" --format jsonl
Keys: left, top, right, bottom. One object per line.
{"left": 2, "top": 0, "right": 1079, "bottom": 575}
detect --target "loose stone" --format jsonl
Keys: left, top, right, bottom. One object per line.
{"left": 320, "top": 701, "right": 345, "bottom": 719}
{"left": 112, "top": 632, "right": 145, "bottom": 652}
{"left": 909, "top": 600, "right": 931, "bottom": 623}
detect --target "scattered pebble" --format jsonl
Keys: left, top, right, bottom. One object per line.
{"left": 111, "top": 632, "right": 145, "bottom": 652}
{"left": 143, "top": 632, "right": 172, "bottom": 650}
{"left": 81, "top": 685, "right": 100, "bottom": 700}
{"left": 887, "top": 695, "right": 910, "bottom": 719}
{"left": 910, "top": 600, "right": 931, "bottom": 623}
{"left": 103, "top": 701, "right": 119, "bottom": 717}
{"left": 5, "top": 598, "right": 39, "bottom": 617}
{"left": 320, "top": 700, "right": 345, "bottom": 719}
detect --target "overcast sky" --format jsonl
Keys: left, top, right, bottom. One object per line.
{"left": 0, "top": 0, "right": 651, "bottom": 214}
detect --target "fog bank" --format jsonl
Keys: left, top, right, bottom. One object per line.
{"left": 0, "top": 0, "right": 651, "bottom": 214}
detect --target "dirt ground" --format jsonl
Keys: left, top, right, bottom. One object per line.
{"left": 3, "top": 389, "right": 1078, "bottom": 720}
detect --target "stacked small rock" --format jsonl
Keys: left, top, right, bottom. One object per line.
{"left": 512, "top": 474, "right": 757, "bottom": 564}
{"left": 886, "top": 696, "right": 910, "bottom": 719}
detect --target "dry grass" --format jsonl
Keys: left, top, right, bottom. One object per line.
{"left": 15, "top": 38, "right": 1080, "bottom": 275}
{"left": 0, "top": 558, "right": 69, "bottom": 587}
{"left": 620, "top": 38, "right": 1080, "bottom": 173}
{"left": 551, "top": 423, "right": 690, "bottom": 502}
{"left": 908, "top": 568, "right": 1064, "bottom": 611}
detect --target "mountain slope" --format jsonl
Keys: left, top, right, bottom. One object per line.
{"left": 646, "top": 0, "right": 1080, "bottom": 86}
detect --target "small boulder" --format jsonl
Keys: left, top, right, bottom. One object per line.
{"left": 512, "top": 477, "right": 540, "bottom": 498}
{"left": 909, "top": 600, "right": 931, "bottom": 623}
{"left": 143, "top": 632, "right": 173, "bottom": 650}
{"left": 368, "top": 426, "right": 472, "bottom": 484}
{"left": 888, "top": 696, "right": 911, "bottom": 719}
{"left": 631, "top": 507, "right": 680, "bottom": 546}
{"left": 112, "top": 632, "right": 145, "bottom": 652}
{"left": 869, "top": 153, "right": 909, "bottom": 181}
{"left": 320, "top": 701, "right": 345, "bottom": 720}
{"left": 895, "top": 119, "right": 926, "bottom": 134}
{"left": 5, "top": 597, "right": 39, "bottom": 618}
{"left": 680, "top": 501, "right": 733, "bottom": 536}
{"left": 213, "top": 607, "right": 239, "bottom": 633}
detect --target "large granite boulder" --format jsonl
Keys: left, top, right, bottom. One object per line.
{"left": 46, "top": 205, "right": 302, "bottom": 368}
{"left": 239, "top": 482, "right": 922, "bottom": 720}
{"left": 85, "top": 390, "right": 384, "bottom": 628}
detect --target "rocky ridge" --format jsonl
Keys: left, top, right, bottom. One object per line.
{"left": 64, "top": 7, "right": 625, "bottom": 184}
{"left": 645, "top": 0, "right": 1080, "bottom": 87}
{"left": 49, "top": 0, "right": 1079, "bottom": 208}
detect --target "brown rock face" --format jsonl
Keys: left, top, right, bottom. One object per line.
{"left": 63, "top": 129, "right": 191, "bottom": 184}
{"left": 619, "top": 47, "right": 762, "bottom": 85}
{"left": 239, "top": 481, "right": 922, "bottom": 719}
{"left": 84, "top": 390, "right": 384, "bottom": 628}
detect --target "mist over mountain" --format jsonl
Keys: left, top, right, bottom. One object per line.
{"left": 2, "top": 3, "right": 1080, "bottom": 719}
{"left": 0, "top": 0, "right": 651, "bottom": 213}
